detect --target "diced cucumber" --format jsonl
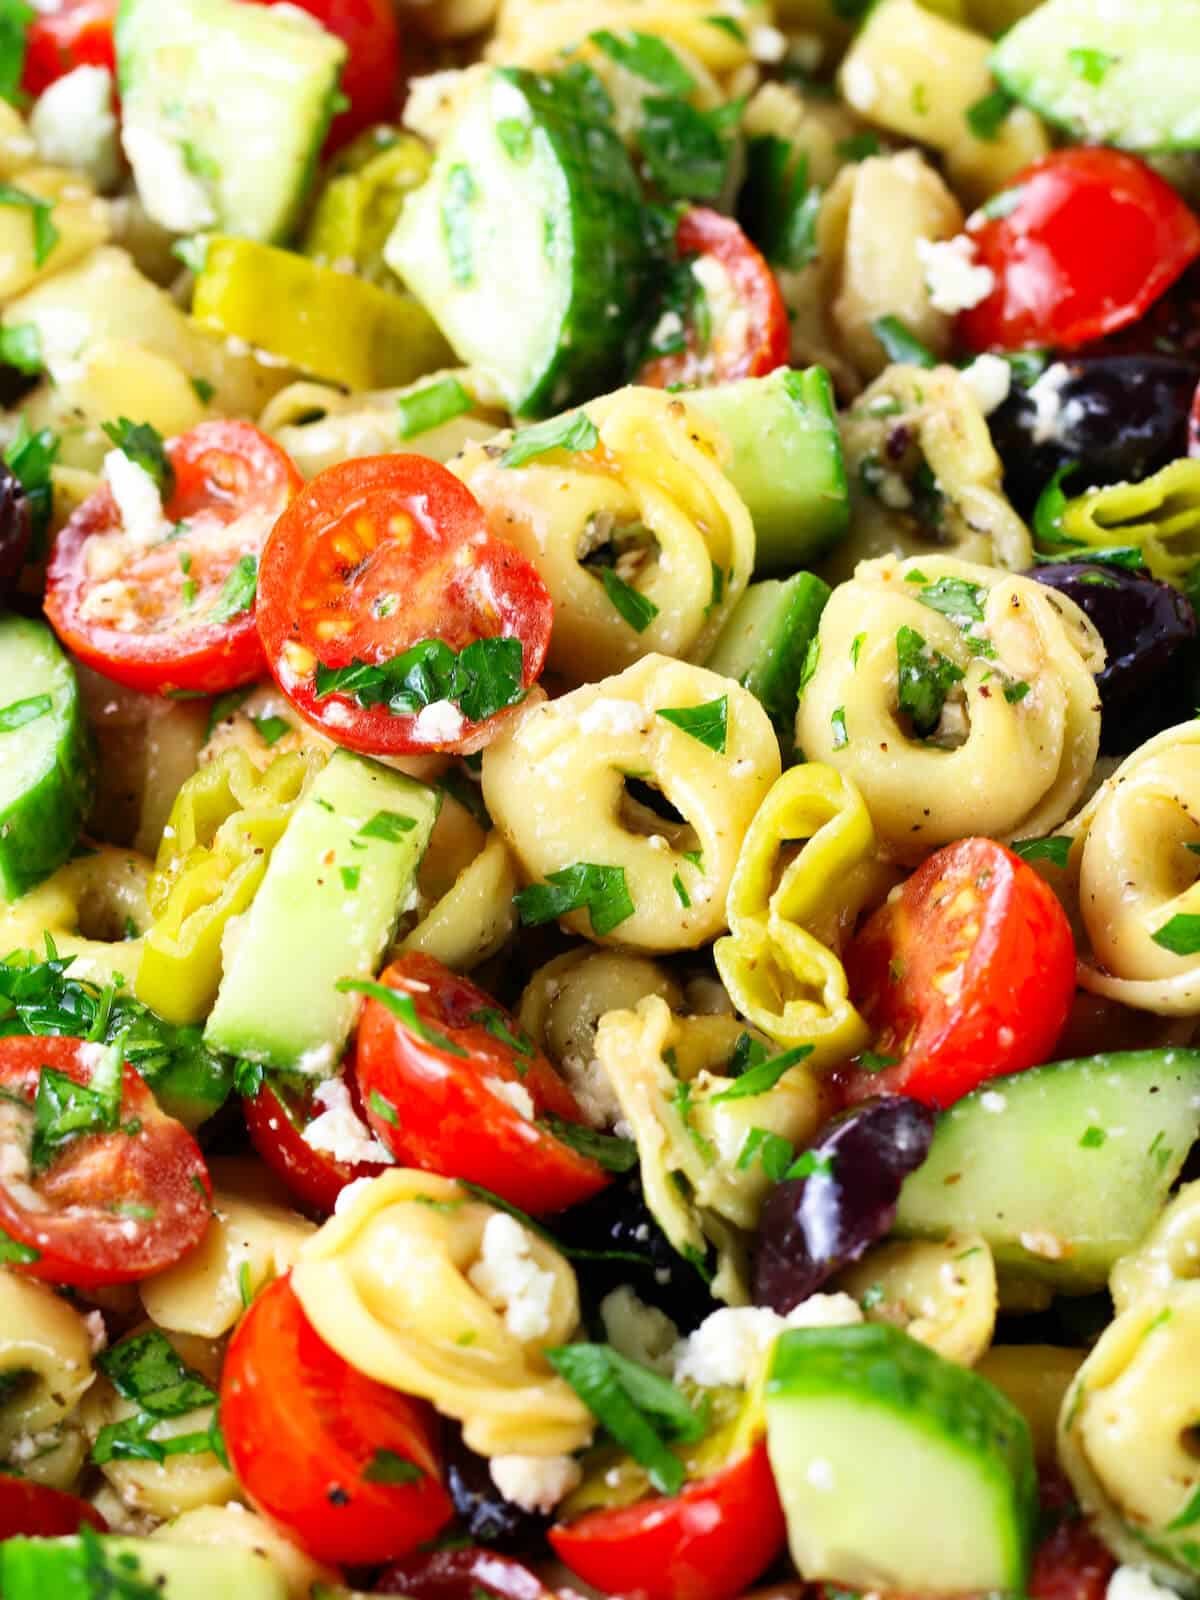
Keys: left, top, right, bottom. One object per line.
{"left": 386, "top": 66, "right": 648, "bottom": 416}
{"left": 685, "top": 368, "right": 849, "bottom": 574}
{"left": 0, "top": 615, "right": 93, "bottom": 900}
{"left": 115, "top": 0, "right": 347, "bottom": 242}
{"left": 765, "top": 1323, "right": 1037, "bottom": 1595}
{"left": 704, "top": 572, "right": 830, "bottom": 757}
{"left": 897, "top": 1050, "right": 1200, "bottom": 1293}
{"left": 992, "top": 0, "right": 1200, "bottom": 152}
{"left": 0, "top": 1535, "right": 287, "bottom": 1600}
{"left": 204, "top": 751, "right": 439, "bottom": 1073}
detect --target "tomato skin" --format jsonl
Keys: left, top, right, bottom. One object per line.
{"left": 0, "top": 1036, "right": 212, "bottom": 1286}
{"left": 549, "top": 1441, "right": 786, "bottom": 1600}
{"left": 257, "top": 455, "right": 553, "bottom": 757}
{"left": 840, "top": 838, "right": 1075, "bottom": 1108}
{"left": 22, "top": 0, "right": 117, "bottom": 97}
{"left": 959, "top": 149, "right": 1200, "bottom": 353}
{"left": 221, "top": 1275, "right": 453, "bottom": 1566}
{"left": 354, "top": 953, "right": 611, "bottom": 1215}
{"left": 45, "top": 421, "right": 303, "bottom": 697}
{"left": 638, "top": 208, "right": 789, "bottom": 389}
{"left": 245, "top": 0, "right": 401, "bottom": 149}
{"left": 377, "top": 1549, "right": 555, "bottom": 1600}
{"left": 242, "top": 1068, "right": 389, "bottom": 1218}
{"left": 0, "top": 1478, "right": 107, "bottom": 1539}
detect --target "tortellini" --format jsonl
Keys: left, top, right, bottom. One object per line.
{"left": 453, "top": 387, "right": 754, "bottom": 685}
{"left": 1111, "top": 1181, "right": 1200, "bottom": 1314}
{"left": 152, "top": 1506, "right": 338, "bottom": 1600}
{"left": 595, "top": 994, "right": 831, "bottom": 1304}
{"left": 836, "top": 1232, "right": 997, "bottom": 1367}
{"left": 975, "top": 1345, "right": 1082, "bottom": 1464}
{"left": 291, "top": 1170, "right": 593, "bottom": 1458}
{"left": 0, "top": 846, "right": 153, "bottom": 986}
{"left": 401, "top": 831, "right": 518, "bottom": 973}
{"left": 714, "top": 763, "right": 883, "bottom": 1063}
{"left": 485, "top": 0, "right": 764, "bottom": 79}
{"left": 797, "top": 554, "right": 1105, "bottom": 863}
{"left": 0, "top": 165, "right": 109, "bottom": 305}
{"left": 0, "top": 1272, "right": 95, "bottom": 1481}
{"left": 483, "top": 656, "right": 781, "bottom": 951}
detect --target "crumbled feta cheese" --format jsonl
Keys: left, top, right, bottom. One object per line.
{"left": 560, "top": 1052, "right": 623, "bottom": 1130}
{"left": 673, "top": 1295, "right": 862, "bottom": 1387}
{"left": 1027, "top": 361, "right": 1073, "bottom": 445}
{"left": 916, "top": 235, "right": 995, "bottom": 316}
{"left": 749, "top": 24, "right": 787, "bottom": 62}
{"left": 578, "top": 698, "right": 648, "bottom": 737}
{"left": 302, "top": 1077, "right": 395, "bottom": 1168}
{"left": 6, "top": 1428, "right": 60, "bottom": 1464}
{"left": 1020, "top": 1229, "right": 1067, "bottom": 1261}
{"left": 1108, "top": 1569, "right": 1184, "bottom": 1600}
{"left": 31, "top": 66, "right": 120, "bottom": 191}
{"left": 600, "top": 1285, "right": 679, "bottom": 1374}
{"left": 468, "top": 1213, "right": 556, "bottom": 1341}
{"left": 490, "top": 1453, "right": 582, "bottom": 1513}
{"left": 692, "top": 255, "right": 750, "bottom": 361}
{"left": 877, "top": 471, "right": 913, "bottom": 510}
{"left": 484, "top": 1076, "right": 535, "bottom": 1122}
{"left": 84, "top": 1310, "right": 107, "bottom": 1353}
{"left": 103, "top": 449, "right": 169, "bottom": 548}
{"left": 960, "top": 353, "right": 1013, "bottom": 417}
{"left": 121, "top": 122, "right": 217, "bottom": 233}
{"left": 413, "top": 698, "right": 466, "bottom": 745}
{"left": 649, "top": 310, "right": 684, "bottom": 349}
{"left": 841, "top": 58, "right": 878, "bottom": 111}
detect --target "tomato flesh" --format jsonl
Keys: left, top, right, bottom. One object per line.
{"left": 959, "top": 149, "right": 1200, "bottom": 353}
{"left": 257, "top": 455, "right": 553, "bottom": 757}
{"left": 354, "top": 953, "right": 612, "bottom": 1214}
{"left": 549, "top": 1440, "right": 786, "bottom": 1600}
{"left": 840, "top": 838, "right": 1075, "bottom": 1108}
{"left": 22, "top": 0, "right": 117, "bottom": 97}
{"left": 45, "top": 421, "right": 303, "bottom": 697}
{"left": 242, "top": 1067, "right": 390, "bottom": 1218}
{"left": 0, "top": 1478, "right": 107, "bottom": 1539}
{"left": 221, "top": 1274, "right": 452, "bottom": 1565}
{"left": 638, "top": 207, "right": 789, "bottom": 389}
{"left": 0, "top": 1036, "right": 212, "bottom": 1285}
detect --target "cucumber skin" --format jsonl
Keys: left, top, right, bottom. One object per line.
{"left": 705, "top": 572, "right": 830, "bottom": 757}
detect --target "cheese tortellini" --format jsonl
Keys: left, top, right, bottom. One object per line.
{"left": 483, "top": 655, "right": 781, "bottom": 950}
{"left": 0, "top": 846, "right": 153, "bottom": 987}
{"left": 836, "top": 1232, "right": 998, "bottom": 1367}
{"left": 797, "top": 554, "right": 1104, "bottom": 863}
{"left": 485, "top": 0, "right": 764, "bottom": 79}
{"left": 0, "top": 1273, "right": 95, "bottom": 1483}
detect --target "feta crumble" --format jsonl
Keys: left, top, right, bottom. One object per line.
{"left": 413, "top": 698, "right": 466, "bottom": 745}
{"left": 302, "top": 1078, "right": 395, "bottom": 1168}
{"left": 673, "top": 1294, "right": 862, "bottom": 1388}
{"left": 468, "top": 1213, "right": 556, "bottom": 1341}
{"left": 1027, "top": 361, "right": 1074, "bottom": 445}
{"left": 960, "top": 353, "right": 1013, "bottom": 417}
{"left": 103, "top": 449, "right": 170, "bottom": 548}
{"left": 916, "top": 235, "right": 995, "bottom": 315}
{"left": 30, "top": 66, "right": 120, "bottom": 192}
{"left": 490, "top": 1453, "right": 582, "bottom": 1513}
{"left": 1108, "top": 1569, "right": 1185, "bottom": 1600}
{"left": 578, "top": 698, "right": 648, "bottom": 737}
{"left": 121, "top": 122, "right": 217, "bottom": 234}
{"left": 484, "top": 1076, "right": 536, "bottom": 1122}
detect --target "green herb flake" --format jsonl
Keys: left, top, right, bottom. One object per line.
{"left": 234, "top": 1058, "right": 264, "bottom": 1099}
{"left": 1003, "top": 679, "right": 1031, "bottom": 705}
{"left": 468, "top": 1007, "right": 534, "bottom": 1058}
{"left": 712, "top": 1043, "right": 814, "bottom": 1102}
{"left": 369, "top": 1089, "right": 399, "bottom": 1126}
{"left": 0, "top": 321, "right": 40, "bottom": 374}
{"left": 871, "top": 315, "right": 936, "bottom": 370}
{"left": 1067, "top": 46, "right": 1117, "bottom": 84}
{"left": 208, "top": 554, "right": 258, "bottom": 624}
{"left": 442, "top": 163, "right": 477, "bottom": 287}
{"left": 786, "top": 1148, "right": 835, "bottom": 1180}
{"left": 502, "top": 410, "right": 599, "bottom": 468}
{"left": 1152, "top": 915, "right": 1200, "bottom": 957}
{"left": 896, "top": 625, "right": 964, "bottom": 738}
{"left": 0, "top": 1223, "right": 39, "bottom": 1265}
{"left": 102, "top": 417, "right": 174, "bottom": 498}
{"left": 860, "top": 1282, "right": 885, "bottom": 1310}
{"left": 396, "top": 376, "right": 472, "bottom": 441}
{"left": 672, "top": 871, "right": 691, "bottom": 909}
{"left": 856, "top": 1051, "right": 899, "bottom": 1075}
{"left": 238, "top": 1260, "right": 254, "bottom": 1309}
{"left": 514, "top": 862, "right": 635, "bottom": 938}
{"left": 0, "top": 0, "right": 31, "bottom": 106}
{"left": 247, "top": 713, "right": 288, "bottom": 748}
{"left": 836, "top": 132, "right": 882, "bottom": 161}
{"left": 0, "top": 181, "right": 58, "bottom": 267}
{"left": 705, "top": 14, "right": 746, "bottom": 39}
{"left": 358, "top": 810, "right": 417, "bottom": 842}
{"left": 495, "top": 117, "right": 532, "bottom": 161}
{"left": 339, "top": 978, "right": 468, "bottom": 1059}
{"left": 638, "top": 94, "right": 742, "bottom": 203}
{"left": 541, "top": 1114, "right": 638, "bottom": 1173}
{"left": 590, "top": 29, "right": 695, "bottom": 94}
{"left": 97, "top": 1328, "right": 217, "bottom": 1417}
{"left": 914, "top": 576, "right": 986, "bottom": 624}
{"left": 1168, "top": 1485, "right": 1200, "bottom": 1533}
{"left": 0, "top": 691, "right": 51, "bottom": 733}
{"left": 831, "top": 705, "right": 848, "bottom": 749}
{"left": 601, "top": 567, "right": 660, "bottom": 633}
{"left": 364, "top": 1448, "right": 424, "bottom": 1485}
{"left": 656, "top": 695, "right": 727, "bottom": 753}
{"left": 316, "top": 636, "right": 526, "bottom": 727}
{"left": 340, "top": 865, "right": 360, "bottom": 892}
{"left": 965, "top": 86, "right": 1014, "bottom": 141}
{"left": 850, "top": 632, "right": 866, "bottom": 667}
{"left": 797, "top": 635, "right": 820, "bottom": 698}
{"left": 736, "top": 1126, "right": 794, "bottom": 1180}
{"left": 190, "top": 376, "right": 215, "bottom": 405}
{"left": 979, "top": 184, "right": 1025, "bottom": 222}
{"left": 1079, "top": 1125, "right": 1107, "bottom": 1149}
{"left": 1011, "top": 835, "right": 1072, "bottom": 870}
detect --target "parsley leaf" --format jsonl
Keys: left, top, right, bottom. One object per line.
{"left": 590, "top": 29, "right": 695, "bottom": 94}
{"left": 0, "top": 321, "right": 40, "bottom": 373}
{"left": 0, "top": 1224, "right": 38, "bottom": 1265}
{"left": 638, "top": 95, "right": 741, "bottom": 202}
{"left": 315, "top": 636, "right": 526, "bottom": 726}
{"left": 831, "top": 705, "right": 848, "bottom": 749}
{"left": 98, "top": 1329, "right": 217, "bottom": 1416}
{"left": 468, "top": 1007, "right": 534, "bottom": 1057}
{"left": 5, "top": 415, "right": 57, "bottom": 559}
{"left": 711, "top": 1042, "right": 814, "bottom": 1102}
{"left": 739, "top": 137, "right": 821, "bottom": 270}
{"left": 1152, "top": 915, "right": 1200, "bottom": 957}
{"left": 337, "top": 978, "right": 468, "bottom": 1058}
{"left": 656, "top": 696, "right": 727, "bottom": 752}
{"left": 1033, "top": 462, "right": 1081, "bottom": 548}
{"left": 786, "top": 1149, "right": 835, "bottom": 1180}
{"left": 0, "top": 691, "right": 50, "bottom": 732}
{"left": 736, "top": 1126, "right": 795, "bottom": 1180}
{"left": 0, "top": 181, "right": 58, "bottom": 267}
{"left": 0, "top": 0, "right": 31, "bottom": 105}
{"left": 1067, "top": 46, "right": 1117, "bottom": 84}
{"left": 31, "top": 1041, "right": 123, "bottom": 1173}
{"left": 514, "top": 862, "right": 635, "bottom": 938}
{"left": 358, "top": 810, "right": 416, "bottom": 842}
{"left": 913, "top": 577, "right": 986, "bottom": 624}
{"left": 397, "top": 377, "right": 472, "bottom": 441}
{"left": 672, "top": 872, "right": 690, "bottom": 908}
{"left": 541, "top": 1114, "right": 638, "bottom": 1172}
{"left": 871, "top": 315, "right": 936, "bottom": 369}
{"left": 502, "top": 410, "right": 598, "bottom": 468}
{"left": 896, "top": 624, "right": 964, "bottom": 738}
{"left": 601, "top": 567, "right": 659, "bottom": 633}
{"left": 101, "top": 418, "right": 174, "bottom": 498}
{"left": 208, "top": 554, "right": 258, "bottom": 624}
{"left": 964, "top": 85, "right": 1014, "bottom": 140}
{"left": 363, "top": 1448, "right": 425, "bottom": 1485}
{"left": 251, "top": 714, "right": 289, "bottom": 747}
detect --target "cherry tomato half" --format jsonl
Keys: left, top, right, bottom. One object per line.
{"left": 549, "top": 1440, "right": 786, "bottom": 1600}
{"left": 354, "top": 953, "right": 612, "bottom": 1214}
{"left": 840, "top": 838, "right": 1075, "bottom": 1108}
{"left": 242, "top": 1064, "right": 390, "bottom": 1218}
{"left": 245, "top": 0, "right": 402, "bottom": 149}
{"left": 45, "top": 421, "right": 303, "bottom": 697}
{"left": 637, "top": 207, "right": 789, "bottom": 389}
{"left": 0, "top": 1036, "right": 212, "bottom": 1285}
{"left": 377, "top": 1548, "right": 555, "bottom": 1600}
{"left": 959, "top": 149, "right": 1200, "bottom": 353}
{"left": 221, "top": 1275, "right": 453, "bottom": 1566}
{"left": 21, "top": 0, "right": 117, "bottom": 97}
{"left": 1029, "top": 1472, "right": 1115, "bottom": 1600}
{"left": 257, "top": 455, "right": 553, "bottom": 757}
{"left": 0, "top": 1477, "right": 107, "bottom": 1539}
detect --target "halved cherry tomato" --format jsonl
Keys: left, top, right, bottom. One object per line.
{"left": 242, "top": 1063, "right": 390, "bottom": 1218}
{"left": 21, "top": 0, "right": 117, "bottom": 97}
{"left": 257, "top": 455, "right": 553, "bottom": 757}
{"left": 0, "top": 1036, "right": 212, "bottom": 1285}
{"left": 959, "top": 149, "right": 1200, "bottom": 353}
{"left": 221, "top": 1274, "right": 453, "bottom": 1566}
{"left": 0, "top": 1477, "right": 107, "bottom": 1539}
{"left": 839, "top": 838, "right": 1075, "bottom": 1108}
{"left": 377, "top": 1548, "right": 555, "bottom": 1600}
{"left": 354, "top": 953, "right": 612, "bottom": 1214}
{"left": 245, "top": 0, "right": 402, "bottom": 149}
{"left": 1029, "top": 1473, "right": 1115, "bottom": 1600}
{"left": 549, "top": 1440, "right": 786, "bottom": 1600}
{"left": 637, "top": 207, "right": 790, "bottom": 389}
{"left": 45, "top": 421, "right": 303, "bottom": 697}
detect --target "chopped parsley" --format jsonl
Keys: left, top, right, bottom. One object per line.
{"left": 590, "top": 29, "right": 696, "bottom": 94}
{"left": 672, "top": 871, "right": 691, "bottom": 908}
{"left": 396, "top": 376, "right": 472, "bottom": 441}
{"left": 831, "top": 705, "right": 848, "bottom": 749}
{"left": 514, "top": 862, "right": 635, "bottom": 938}
{"left": 1010, "top": 835, "right": 1072, "bottom": 869}
{"left": 913, "top": 576, "right": 986, "bottom": 624}
{"left": 787, "top": 1149, "right": 835, "bottom": 1181}
{"left": 251, "top": 713, "right": 290, "bottom": 747}
{"left": 502, "top": 410, "right": 599, "bottom": 468}
{"left": 208, "top": 554, "right": 258, "bottom": 624}
{"left": 336, "top": 978, "right": 468, "bottom": 1058}
{"left": 896, "top": 625, "right": 963, "bottom": 737}
{"left": 1152, "top": 914, "right": 1200, "bottom": 957}
{"left": 1032, "top": 462, "right": 1081, "bottom": 548}
{"left": 1080, "top": 1126, "right": 1107, "bottom": 1149}
{"left": 601, "top": 567, "right": 660, "bottom": 633}
{"left": 363, "top": 1448, "right": 425, "bottom": 1485}
{"left": 0, "top": 182, "right": 58, "bottom": 267}
{"left": 712, "top": 1036, "right": 814, "bottom": 1101}
{"left": 656, "top": 695, "right": 727, "bottom": 752}
{"left": 358, "top": 810, "right": 417, "bottom": 842}
{"left": 102, "top": 417, "right": 174, "bottom": 498}
{"left": 315, "top": 635, "right": 526, "bottom": 726}
{"left": 542, "top": 1114, "right": 638, "bottom": 1173}
{"left": 0, "top": 321, "right": 41, "bottom": 374}
{"left": 1067, "top": 46, "right": 1117, "bottom": 84}
{"left": 871, "top": 315, "right": 936, "bottom": 370}
{"left": 0, "top": 1224, "right": 38, "bottom": 1265}
{"left": 638, "top": 94, "right": 742, "bottom": 202}
{"left": 964, "top": 86, "right": 1014, "bottom": 141}
{"left": 736, "top": 1126, "right": 794, "bottom": 1180}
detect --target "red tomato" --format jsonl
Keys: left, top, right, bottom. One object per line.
{"left": 21, "top": 1, "right": 117, "bottom": 97}
{"left": 1029, "top": 1472, "right": 1115, "bottom": 1600}
{"left": 244, "top": 0, "right": 402, "bottom": 149}
{"left": 549, "top": 1440, "right": 786, "bottom": 1600}
{"left": 840, "top": 838, "right": 1075, "bottom": 1108}
{"left": 0, "top": 1036, "right": 212, "bottom": 1286}
{"left": 221, "top": 1275, "right": 452, "bottom": 1566}
{"left": 242, "top": 1065, "right": 390, "bottom": 1217}
{"left": 377, "top": 1549, "right": 555, "bottom": 1600}
{"left": 959, "top": 149, "right": 1200, "bottom": 353}
{"left": 257, "top": 455, "right": 553, "bottom": 758}
{"left": 45, "top": 422, "right": 303, "bottom": 697}
{"left": 354, "top": 953, "right": 612, "bottom": 1214}
{"left": 637, "top": 207, "right": 789, "bottom": 388}
{"left": 0, "top": 1477, "right": 107, "bottom": 1539}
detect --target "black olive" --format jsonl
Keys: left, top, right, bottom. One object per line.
{"left": 0, "top": 463, "right": 31, "bottom": 597}
{"left": 442, "top": 1424, "right": 549, "bottom": 1551}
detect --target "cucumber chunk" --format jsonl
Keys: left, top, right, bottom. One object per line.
{"left": 204, "top": 751, "right": 440, "bottom": 1073}
{"left": 0, "top": 614, "right": 92, "bottom": 900}
{"left": 705, "top": 572, "right": 830, "bottom": 756}
{"left": 115, "top": 0, "right": 347, "bottom": 242}
{"left": 765, "top": 1323, "right": 1037, "bottom": 1595}
{"left": 897, "top": 1049, "right": 1200, "bottom": 1292}
{"left": 686, "top": 368, "right": 850, "bottom": 572}
{"left": 0, "top": 1535, "right": 288, "bottom": 1600}
{"left": 992, "top": 0, "right": 1200, "bottom": 152}
{"left": 386, "top": 66, "right": 648, "bottom": 416}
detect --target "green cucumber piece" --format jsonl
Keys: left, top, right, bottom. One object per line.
{"left": 704, "top": 572, "right": 830, "bottom": 756}
{"left": 0, "top": 1535, "right": 288, "bottom": 1600}
{"left": 204, "top": 750, "right": 439, "bottom": 1072}
{"left": 685, "top": 368, "right": 849, "bottom": 573}
{"left": 137, "top": 1023, "right": 233, "bottom": 1130}
{"left": 765, "top": 1323, "right": 1036, "bottom": 1595}
{"left": 0, "top": 614, "right": 92, "bottom": 900}
{"left": 897, "top": 1049, "right": 1200, "bottom": 1292}
{"left": 992, "top": 0, "right": 1200, "bottom": 152}
{"left": 115, "top": 0, "right": 347, "bottom": 242}
{"left": 385, "top": 66, "right": 648, "bottom": 416}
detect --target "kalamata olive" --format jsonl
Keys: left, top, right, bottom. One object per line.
{"left": 0, "top": 462, "right": 31, "bottom": 595}
{"left": 1030, "top": 562, "right": 1197, "bottom": 753}
{"left": 442, "top": 1424, "right": 548, "bottom": 1550}
{"left": 988, "top": 355, "right": 1198, "bottom": 517}
{"left": 752, "top": 1097, "right": 935, "bottom": 1315}
{"left": 375, "top": 1549, "right": 554, "bottom": 1600}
